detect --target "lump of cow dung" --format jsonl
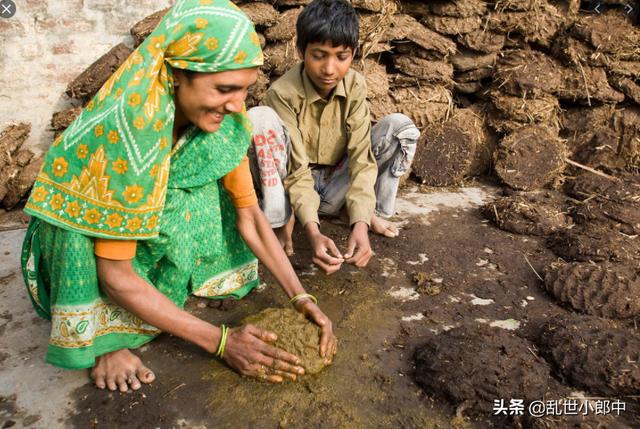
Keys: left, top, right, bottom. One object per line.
{"left": 242, "top": 307, "right": 328, "bottom": 376}
{"left": 481, "top": 190, "right": 572, "bottom": 236}
{"left": 414, "top": 324, "right": 550, "bottom": 415}
{"left": 538, "top": 314, "right": 640, "bottom": 395}
{"left": 544, "top": 262, "right": 640, "bottom": 320}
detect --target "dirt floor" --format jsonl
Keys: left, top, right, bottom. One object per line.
{"left": 7, "top": 180, "right": 617, "bottom": 428}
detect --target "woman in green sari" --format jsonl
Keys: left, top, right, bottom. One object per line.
{"left": 21, "top": 0, "right": 336, "bottom": 391}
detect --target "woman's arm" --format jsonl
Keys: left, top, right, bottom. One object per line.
{"left": 235, "top": 203, "right": 338, "bottom": 359}
{"left": 96, "top": 257, "right": 303, "bottom": 382}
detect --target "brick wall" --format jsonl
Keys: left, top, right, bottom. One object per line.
{"left": 0, "top": 0, "right": 175, "bottom": 152}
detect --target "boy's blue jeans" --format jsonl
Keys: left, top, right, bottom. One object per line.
{"left": 247, "top": 106, "right": 420, "bottom": 228}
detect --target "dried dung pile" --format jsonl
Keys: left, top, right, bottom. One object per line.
{"left": 412, "top": 107, "right": 493, "bottom": 186}
{"left": 242, "top": 307, "right": 327, "bottom": 376}
{"left": 481, "top": 190, "right": 572, "bottom": 236}
{"left": 494, "top": 125, "right": 565, "bottom": 190}
{"left": 65, "top": 43, "right": 133, "bottom": 101}
{"left": 565, "top": 171, "right": 640, "bottom": 234}
{"left": 0, "top": 123, "right": 44, "bottom": 210}
{"left": 544, "top": 262, "right": 640, "bottom": 320}
{"left": 414, "top": 324, "right": 550, "bottom": 415}
{"left": 8, "top": 1, "right": 637, "bottom": 214}
{"left": 538, "top": 314, "right": 640, "bottom": 395}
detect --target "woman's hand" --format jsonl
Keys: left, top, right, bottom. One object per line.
{"left": 295, "top": 300, "right": 338, "bottom": 363}
{"left": 223, "top": 324, "right": 305, "bottom": 383}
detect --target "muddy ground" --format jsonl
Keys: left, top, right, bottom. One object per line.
{"left": 0, "top": 179, "right": 640, "bottom": 428}
{"left": 53, "top": 180, "right": 638, "bottom": 429}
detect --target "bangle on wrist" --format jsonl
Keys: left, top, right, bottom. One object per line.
{"left": 289, "top": 293, "right": 318, "bottom": 306}
{"left": 215, "top": 324, "right": 229, "bottom": 358}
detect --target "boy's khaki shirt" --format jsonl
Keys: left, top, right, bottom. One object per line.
{"left": 263, "top": 63, "right": 377, "bottom": 228}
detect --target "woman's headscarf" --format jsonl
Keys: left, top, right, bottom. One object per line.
{"left": 25, "top": 0, "right": 263, "bottom": 240}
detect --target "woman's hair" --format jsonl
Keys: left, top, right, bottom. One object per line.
{"left": 296, "top": 0, "right": 359, "bottom": 55}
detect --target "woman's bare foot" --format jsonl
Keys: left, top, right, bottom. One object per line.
{"left": 371, "top": 215, "right": 399, "bottom": 238}
{"left": 274, "top": 215, "right": 295, "bottom": 256}
{"left": 90, "top": 349, "right": 155, "bottom": 392}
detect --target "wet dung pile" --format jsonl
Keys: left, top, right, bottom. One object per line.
{"left": 538, "top": 314, "right": 640, "bottom": 396}
{"left": 414, "top": 324, "right": 550, "bottom": 415}
{"left": 481, "top": 190, "right": 572, "bottom": 236}
{"left": 547, "top": 223, "right": 640, "bottom": 264}
{"left": 544, "top": 262, "right": 640, "bottom": 320}
{"left": 242, "top": 307, "right": 327, "bottom": 375}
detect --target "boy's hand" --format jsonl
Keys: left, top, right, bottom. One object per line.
{"left": 305, "top": 223, "right": 344, "bottom": 275}
{"left": 344, "top": 222, "right": 372, "bottom": 268}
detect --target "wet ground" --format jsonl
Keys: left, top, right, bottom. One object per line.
{"left": 1, "top": 181, "right": 638, "bottom": 428}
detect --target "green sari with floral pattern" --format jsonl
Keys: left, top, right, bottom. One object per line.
{"left": 21, "top": 0, "right": 264, "bottom": 369}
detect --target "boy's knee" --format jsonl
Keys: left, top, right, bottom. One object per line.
{"left": 382, "top": 113, "right": 420, "bottom": 140}
{"left": 247, "top": 106, "right": 281, "bottom": 128}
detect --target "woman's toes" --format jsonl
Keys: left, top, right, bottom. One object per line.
{"left": 106, "top": 377, "right": 118, "bottom": 391}
{"left": 128, "top": 374, "right": 142, "bottom": 390}
{"left": 136, "top": 367, "right": 156, "bottom": 384}
{"left": 116, "top": 375, "right": 129, "bottom": 393}
{"left": 93, "top": 374, "right": 107, "bottom": 389}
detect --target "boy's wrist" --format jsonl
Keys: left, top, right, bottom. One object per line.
{"left": 304, "top": 221, "right": 321, "bottom": 237}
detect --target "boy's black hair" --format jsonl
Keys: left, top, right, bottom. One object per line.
{"left": 296, "top": 0, "right": 359, "bottom": 55}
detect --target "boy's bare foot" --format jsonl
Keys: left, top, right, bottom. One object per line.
{"left": 90, "top": 349, "right": 155, "bottom": 392}
{"left": 371, "top": 215, "right": 399, "bottom": 238}
{"left": 274, "top": 215, "right": 295, "bottom": 255}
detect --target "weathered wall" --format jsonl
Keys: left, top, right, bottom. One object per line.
{"left": 0, "top": 0, "right": 174, "bottom": 152}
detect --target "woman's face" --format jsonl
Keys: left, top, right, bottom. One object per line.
{"left": 173, "top": 67, "right": 258, "bottom": 133}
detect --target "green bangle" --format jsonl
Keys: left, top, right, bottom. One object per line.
{"left": 289, "top": 293, "right": 318, "bottom": 306}
{"left": 216, "top": 325, "right": 229, "bottom": 358}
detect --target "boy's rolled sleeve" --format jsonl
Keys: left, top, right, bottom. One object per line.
{"left": 345, "top": 82, "right": 377, "bottom": 227}
{"left": 264, "top": 89, "right": 321, "bottom": 227}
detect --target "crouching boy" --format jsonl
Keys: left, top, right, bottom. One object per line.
{"left": 248, "top": 0, "right": 420, "bottom": 274}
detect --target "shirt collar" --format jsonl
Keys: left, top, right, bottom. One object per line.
{"left": 301, "top": 66, "right": 347, "bottom": 103}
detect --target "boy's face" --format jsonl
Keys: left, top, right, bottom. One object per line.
{"left": 300, "top": 42, "right": 353, "bottom": 98}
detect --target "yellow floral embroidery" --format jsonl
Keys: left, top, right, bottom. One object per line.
{"left": 205, "top": 37, "right": 218, "bottom": 51}
{"left": 166, "top": 32, "right": 204, "bottom": 58}
{"left": 108, "top": 130, "right": 120, "bottom": 144}
{"left": 50, "top": 193, "right": 64, "bottom": 211}
{"left": 149, "top": 164, "right": 159, "bottom": 177}
{"left": 53, "top": 135, "right": 63, "bottom": 147}
{"left": 105, "top": 213, "right": 124, "bottom": 229}
{"left": 146, "top": 215, "right": 159, "bottom": 230}
{"left": 52, "top": 157, "right": 69, "bottom": 177}
{"left": 65, "top": 201, "right": 81, "bottom": 218}
{"left": 32, "top": 187, "right": 48, "bottom": 203}
{"left": 128, "top": 69, "right": 145, "bottom": 87}
{"left": 147, "top": 35, "right": 166, "bottom": 58}
{"left": 128, "top": 93, "right": 142, "bottom": 107}
{"left": 126, "top": 217, "right": 142, "bottom": 232}
{"left": 76, "top": 144, "right": 89, "bottom": 159}
{"left": 66, "top": 146, "right": 116, "bottom": 204}
{"left": 115, "top": 88, "right": 124, "bottom": 99}
{"left": 86, "top": 100, "right": 95, "bottom": 111}
{"left": 250, "top": 31, "right": 260, "bottom": 47}
{"left": 153, "top": 119, "right": 164, "bottom": 132}
{"left": 95, "top": 125, "right": 104, "bottom": 138}
{"left": 159, "top": 137, "right": 168, "bottom": 150}
{"left": 234, "top": 51, "right": 247, "bottom": 64}
{"left": 200, "top": 0, "right": 212, "bottom": 5}
{"left": 123, "top": 185, "right": 144, "bottom": 203}
{"left": 83, "top": 208, "right": 102, "bottom": 225}
{"left": 168, "top": 59, "right": 189, "bottom": 69}
{"left": 112, "top": 159, "right": 128, "bottom": 174}
{"left": 195, "top": 18, "right": 208, "bottom": 29}
{"left": 134, "top": 116, "right": 145, "bottom": 130}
